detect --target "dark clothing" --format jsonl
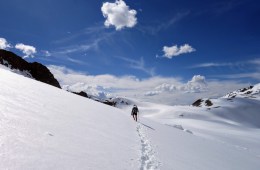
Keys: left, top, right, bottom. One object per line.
{"left": 131, "top": 107, "right": 138, "bottom": 115}
{"left": 131, "top": 106, "right": 139, "bottom": 121}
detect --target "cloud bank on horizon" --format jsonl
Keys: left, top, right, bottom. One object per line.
{"left": 48, "top": 65, "right": 250, "bottom": 105}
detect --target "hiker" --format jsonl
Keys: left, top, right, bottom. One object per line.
{"left": 131, "top": 105, "right": 139, "bottom": 122}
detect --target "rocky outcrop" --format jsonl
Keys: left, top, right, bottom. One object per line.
{"left": 0, "top": 49, "right": 61, "bottom": 88}
{"left": 192, "top": 98, "right": 213, "bottom": 107}
{"left": 72, "top": 91, "right": 89, "bottom": 98}
{"left": 103, "top": 100, "right": 116, "bottom": 107}
{"left": 224, "top": 85, "right": 255, "bottom": 99}
{"left": 192, "top": 99, "right": 203, "bottom": 107}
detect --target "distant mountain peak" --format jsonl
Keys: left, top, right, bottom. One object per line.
{"left": 223, "top": 84, "right": 260, "bottom": 99}
{"left": 192, "top": 84, "right": 260, "bottom": 108}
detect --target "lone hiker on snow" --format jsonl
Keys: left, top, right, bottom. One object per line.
{"left": 131, "top": 105, "right": 139, "bottom": 122}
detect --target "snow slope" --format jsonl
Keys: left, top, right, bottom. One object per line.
{"left": 1, "top": 67, "right": 260, "bottom": 170}
{"left": 0, "top": 67, "right": 139, "bottom": 169}
{"left": 120, "top": 85, "right": 260, "bottom": 169}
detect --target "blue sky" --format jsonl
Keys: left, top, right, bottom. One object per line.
{"left": 1, "top": 0, "right": 260, "bottom": 104}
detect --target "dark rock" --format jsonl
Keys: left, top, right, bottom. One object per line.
{"left": 29, "top": 62, "right": 61, "bottom": 88}
{"left": 72, "top": 91, "right": 89, "bottom": 98}
{"left": 0, "top": 49, "right": 29, "bottom": 70}
{"left": 245, "top": 91, "right": 252, "bottom": 94}
{"left": 0, "top": 49, "right": 61, "bottom": 88}
{"left": 240, "top": 86, "right": 254, "bottom": 92}
{"left": 205, "top": 99, "right": 213, "bottom": 106}
{"left": 103, "top": 100, "right": 116, "bottom": 107}
{"left": 192, "top": 99, "right": 203, "bottom": 107}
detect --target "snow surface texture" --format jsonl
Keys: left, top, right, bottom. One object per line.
{"left": 0, "top": 68, "right": 139, "bottom": 169}
{"left": 1, "top": 67, "right": 260, "bottom": 170}
{"left": 118, "top": 86, "right": 260, "bottom": 169}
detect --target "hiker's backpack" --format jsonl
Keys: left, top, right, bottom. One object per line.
{"left": 132, "top": 107, "right": 138, "bottom": 115}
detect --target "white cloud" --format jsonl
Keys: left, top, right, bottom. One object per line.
{"left": 101, "top": 0, "right": 137, "bottom": 30}
{"left": 162, "top": 44, "right": 195, "bottom": 59}
{"left": 155, "top": 83, "right": 177, "bottom": 92}
{"left": 15, "top": 43, "right": 37, "bottom": 58}
{"left": 0, "top": 38, "right": 11, "bottom": 49}
{"left": 48, "top": 65, "right": 249, "bottom": 105}
{"left": 186, "top": 75, "right": 207, "bottom": 93}
{"left": 149, "top": 75, "right": 207, "bottom": 95}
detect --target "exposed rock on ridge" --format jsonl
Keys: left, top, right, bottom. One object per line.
{"left": 0, "top": 49, "right": 61, "bottom": 88}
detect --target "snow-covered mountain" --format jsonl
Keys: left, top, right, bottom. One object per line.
{"left": 1, "top": 67, "right": 260, "bottom": 170}
{"left": 192, "top": 84, "right": 260, "bottom": 107}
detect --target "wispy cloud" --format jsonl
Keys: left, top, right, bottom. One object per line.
{"left": 138, "top": 11, "right": 189, "bottom": 35}
{"left": 190, "top": 58, "right": 260, "bottom": 81}
{"left": 117, "top": 56, "right": 155, "bottom": 76}
{"left": 195, "top": 0, "right": 246, "bottom": 17}
{"left": 190, "top": 58, "right": 260, "bottom": 68}
{"left": 67, "top": 57, "right": 88, "bottom": 66}
{"left": 213, "top": 0, "right": 244, "bottom": 15}
{"left": 41, "top": 50, "right": 51, "bottom": 57}
{"left": 52, "top": 24, "right": 106, "bottom": 45}
{"left": 190, "top": 62, "right": 234, "bottom": 68}
{"left": 213, "top": 72, "right": 260, "bottom": 81}
{"left": 50, "top": 30, "right": 115, "bottom": 57}
{"left": 101, "top": 0, "right": 137, "bottom": 30}
{"left": 249, "top": 58, "right": 260, "bottom": 65}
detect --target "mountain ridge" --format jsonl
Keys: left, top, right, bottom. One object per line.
{"left": 0, "top": 49, "right": 61, "bottom": 88}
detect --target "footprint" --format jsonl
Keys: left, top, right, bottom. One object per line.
{"left": 137, "top": 124, "right": 160, "bottom": 170}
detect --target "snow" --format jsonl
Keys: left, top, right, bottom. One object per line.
{"left": 0, "top": 68, "right": 139, "bottom": 169}
{"left": 1, "top": 67, "right": 260, "bottom": 170}
{"left": 0, "top": 61, "right": 32, "bottom": 78}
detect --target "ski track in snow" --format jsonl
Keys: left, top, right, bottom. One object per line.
{"left": 137, "top": 123, "right": 160, "bottom": 170}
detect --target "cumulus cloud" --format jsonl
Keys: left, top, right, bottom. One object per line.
{"left": 48, "top": 65, "right": 250, "bottom": 105}
{"left": 0, "top": 38, "right": 11, "bottom": 49}
{"left": 15, "top": 43, "right": 37, "bottom": 58}
{"left": 63, "top": 83, "right": 110, "bottom": 100}
{"left": 186, "top": 75, "right": 207, "bottom": 93}
{"left": 147, "top": 75, "right": 207, "bottom": 96}
{"left": 162, "top": 44, "right": 195, "bottom": 59}
{"left": 101, "top": 0, "right": 137, "bottom": 30}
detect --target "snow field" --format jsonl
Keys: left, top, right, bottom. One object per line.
{"left": 1, "top": 67, "right": 260, "bottom": 170}
{"left": 0, "top": 68, "right": 140, "bottom": 169}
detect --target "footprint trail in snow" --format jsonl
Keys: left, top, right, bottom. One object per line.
{"left": 137, "top": 123, "right": 160, "bottom": 170}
